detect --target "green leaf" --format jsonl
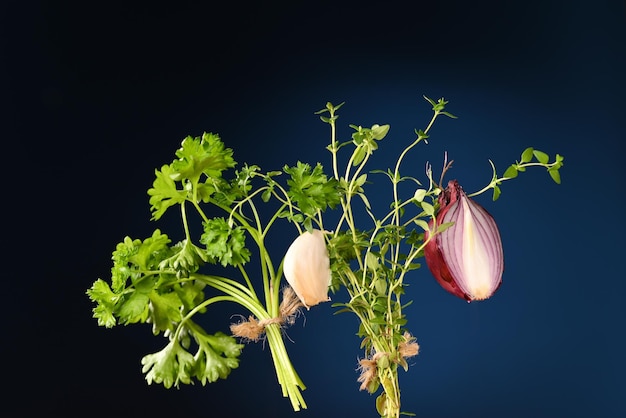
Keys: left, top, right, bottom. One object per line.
{"left": 503, "top": 164, "right": 518, "bottom": 179}
{"left": 374, "top": 278, "right": 387, "bottom": 296}
{"left": 358, "top": 192, "right": 372, "bottom": 210}
{"left": 423, "top": 96, "right": 437, "bottom": 107}
{"left": 200, "top": 218, "right": 251, "bottom": 267}
{"left": 176, "top": 280, "right": 207, "bottom": 312}
{"left": 131, "top": 229, "right": 171, "bottom": 270}
{"left": 436, "top": 221, "right": 454, "bottom": 233}
{"left": 440, "top": 111, "right": 458, "bottom": 119}
{"left": 90, "top": 303, "right": 117, "bottom": 328}
{"left": 349, "top": 125, "right": 383, "bottom": 164}
{"left": 350, "top": 125, "right": 365, "bottom": 145}
{"left": 376, "top": 393, "right": 388, "bottom": 416}
{"left": 231, "top": 164, "right": 260, "bottom": 196}
{"left": 421, "top": 201, "right": 434, "bottom": 216}
{"left": 406, "top": 262, "right": 421, "bottom": 271}
{"left": 141, "top": 328, "right": 242, "bottom": 388}
{"left": 315, "top": 101, "right": 344, "bottom": 117}
{"left": 158, "top": 240, "right": 208, "bottom": 275}
{"left": 86, "top": 279, "right": 118, "bottom": 327}
{"left": 429, "top": 97, "right": 450, "bottom": 113}
{"left": 352, "top": 146, "right": 366, "bottom": 166}
{"left": 89, "top": 231, "right": 177, "bottom": 329}
{"left": 261, "top": 188, "right": 272, "bottom": 202}
{"left": 284, "top": 161, "right": 341, "bottom": 217}
{"left": 109, "top": 231, "right": 172, "bottom": 286}
{"left": 533, "top": 150, "right": 549, "bottom": 164}
{"left": 365, "top": 251, "right": 380, "bottom": 272}
{"left": 369, "top": 314, "right": 387, "bottom": 324}
{"left": 413, "top": 189, "right": 427, "bottom": 202}
{"left": 413, "top": 219, "right": 430, "bottom": 232}
{"left": 355, "top": 173, "right": 368, "bottom": 187}
{"left": 142, "top": 340, "right": 195, "bottom": 388}
{"left": 405, "top": 229, "right": 423, "bottom": 246}
{"left": 520, "top": 147, "right": 534, "bottom": 163}
{"left": 371, "top": 124, "right": 390, "bottom": 140}
{"left": 149, "top": 290, "right": 183, "bottom": 334}
{"left": 548, "top": 168, "right": 561, "bottom": 184}
{"left": 170, "top": 133, "right": 236, "bottom": 184}
{"left": 414, "top": 129, "right": 429, "bottom": 142}
{"left": 193, "top": 331, "right": 243, "bottom": 385}
{"left": 117, "top": 288, "right": 151, "bottom": 324}
{"left": 492, "top": 184, "right": 501, "bottom": 201}
{"left": 204, "top": 331, "right": 244, "bottom": 358}
{"left": 195, "top": 181, "right": 218, "bottom": 203}
{"left": 148, "top": 165, "right": 187, "bottom": 220}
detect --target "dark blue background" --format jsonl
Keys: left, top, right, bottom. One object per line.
{"left": 4, "top": 1, "right": 625, "bottom": 417}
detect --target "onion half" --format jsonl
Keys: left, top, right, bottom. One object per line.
{"left": 424, "top": 180, "right": 503, "bottom": 301}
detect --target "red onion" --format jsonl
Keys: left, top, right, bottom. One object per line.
{"left": 424, "top": 180, "right": 503, "bottom": 301}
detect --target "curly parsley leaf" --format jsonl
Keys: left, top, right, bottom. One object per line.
{"left": 109, "top": 230, "right": 171, "bottom": 287}
{"left": 158, "top": 239, "right": 209, "bottom": 276}
{"left": 116, "top": 286, "right": 152, "bottom": 324}
{"left": 142, "top": 339, "right": 195, "bottom": 388}
{"left": 88, "top": 230, "right": 174, "bottom": 327}
{"left": 147, "top": 133, "right": 236, "bottom": 220}
{"left": 148, "top": 290, "right": 183, "bottom": 335}
{"left": 141, "top": 330, "right": 243, "bottom": 388}
{"left": 130, "top": 229, "right": 172, "bottom": 270}
{"left": 110, "top": 236, "right": 142, "bottom": 292}
{"left": 86, "top": 279, "right": 118, "bottom": 327}
{"left": 284, "top": 161, "right": 341, "bottom": 217}
{"left": 171, "top": 133, "right": 236, "bottom": 184}
{"left": 148, "top": 164, "right": 187, "bottom": 220}
{"left": 200, "top": 217, "right": 251, "bottom": 267}
{"left": 175, "top": 280, "right": 207, "bottom": 313}
{"left": 193, "top": 331, "right": 243, "bottom": 385}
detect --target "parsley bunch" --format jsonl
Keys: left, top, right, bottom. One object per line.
{"left": 87, "top": 132, "right": 333, "bottom": 410}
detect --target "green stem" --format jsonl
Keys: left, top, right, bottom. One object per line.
{"left": 387, "top": 112, "right": 440, "bottom": 280}
{"left": 391, "top": 112, "right": 439, "bottom": 225}
{"left": 380, "top": 365, "right": 401, "bottom": 418}
{"left": 173, "top": 295, "right": 238, "bottom": 341}
{"left": 265, "top": 323, "right": 307, "bottom": 410}
{"left": 237, "top": 264, "right": 258, "bottom": 299}
{"left": 181, "top": 201, "right": 192, "bottom": 240}
{"left": 329, "top": 112, "right": 340, "bottom": 180}
{"left": 192, "top": 273, "right": 307, "bottom": 411}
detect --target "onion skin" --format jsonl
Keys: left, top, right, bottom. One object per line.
{"left": 424, "top": 180, "right": 504, "bottom": 302}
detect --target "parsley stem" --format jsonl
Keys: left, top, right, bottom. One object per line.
{"left": 266, "top": 324, "right": 307, "bottom": 410}
{"left": 174, "top": 295, "right": 239, "bottom": 340}
{"left": 181, "top": 201, "right": 191, "bottom": 240}
{"left": 237, "top": 264, "right": 257, "bottom": 299}
{"left": 191, "top": 272, "right": 306, "bottom": 410}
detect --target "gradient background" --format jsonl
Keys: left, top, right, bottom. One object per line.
{"left": 4, "top": 1, "right": 626, "bottom": 417}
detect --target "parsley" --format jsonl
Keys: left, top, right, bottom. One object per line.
{"left": 200, "top": 217, "right": 251, "bottom": 267}
{"left": 284, "top": 161, "right": 341, "bottom": 217}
